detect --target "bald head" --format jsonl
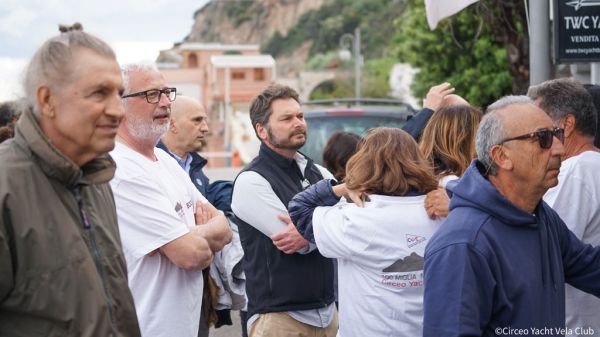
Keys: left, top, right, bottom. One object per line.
{"left": 171, "top": 96, "right": 205, "bottom": 120}
{"left": 442, "top": 94, "right": 469, "bottom": 108}
{"left": 161, "top": 96, "right": 209, "bottom": 158}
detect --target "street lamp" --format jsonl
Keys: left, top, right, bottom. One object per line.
{"left": 339, "top": 27, "right": 362, "bottom": 102}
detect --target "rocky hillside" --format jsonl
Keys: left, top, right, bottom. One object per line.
{"left": 185, "top": 0, "right": 332, "bottom": 46}
{"left": 170, "top": 0, "right": 407, "bottom": 80}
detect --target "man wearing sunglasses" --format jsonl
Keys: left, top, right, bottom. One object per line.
{"left": 422, "top": 95, "right": 600, "bottom": 336}
{"left": 528, "top": 78, "right": 600, "bottom": 336}
{"left": 110, "top": 63, "right": 232, "bottom": 337}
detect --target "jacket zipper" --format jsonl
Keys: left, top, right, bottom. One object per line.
{"left": 72, "top": 176, "right": 118, "bottom": 337}
{"left": 265, "top": 239, "right": 273, "bottom": 308}
{"left": 317, "top": 254, "right": 326, "bottom": 308}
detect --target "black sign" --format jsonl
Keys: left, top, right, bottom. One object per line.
{"left": 554, "top": 0, "right": 600, "bottom": 63}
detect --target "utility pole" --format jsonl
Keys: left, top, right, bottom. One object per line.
{"left": 340, "top": 27, "right": 362, "bottom": 102}
{"left": 529, "top": 0, "right": 552, "bottom": 85}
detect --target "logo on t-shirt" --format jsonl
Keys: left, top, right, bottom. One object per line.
{"left": 175, "top": 201, "right": 185, "bottom": 220}
{"left": 383, "top": 252, "right": 424, "bottom": 272}
{"left": 406, "top": 234, "right": 426, "bottom": 248}
{"left": 381, "top": 253, "right": 425, "bottom": 288}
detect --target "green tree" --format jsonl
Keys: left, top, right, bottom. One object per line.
{"left": 224, "top": 1, "right": 264, "bottom": 28}
{"left": 261, "top": 0, "right": 406, "bottom": 60}
{"left": 307, "top": 57, "right": 396, "bottom": 100}
{"left": 309, "top": 80, "right": 352, "bottom": 100}
{"left": 393, "top": 0, "right": 525, "bottom": 108}
{"left": 260, "top": 0, "right": 412, "bottom": 101}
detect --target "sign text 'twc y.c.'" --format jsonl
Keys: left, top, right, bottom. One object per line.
{"left": 554, "top": 0, "right": 600, "bottom": 62}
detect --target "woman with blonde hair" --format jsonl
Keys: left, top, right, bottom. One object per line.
{"left": 288, "top": 127, "right": 443, "bottom": 337}
{"left": 419, "top": 105, "right": 483, "bottom": 186}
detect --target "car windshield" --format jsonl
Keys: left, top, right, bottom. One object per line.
{"left": 300, "top": 115, "right": 407, "bottom": 164}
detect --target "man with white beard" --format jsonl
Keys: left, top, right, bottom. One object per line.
{"left": 110, "top": 64, "right": 232, "bottom": 337}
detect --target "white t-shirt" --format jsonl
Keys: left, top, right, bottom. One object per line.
{"left": 110, "top": 142, "right": 207, "bottom": 337}
{"left": 438, "top": 174, "right": 459, "bottom": 187}
{"left": 312, "top": 195, "right": 443, "bottom": 337}
{"left": 543, "top": 151, "right": 600, "bottom": 336}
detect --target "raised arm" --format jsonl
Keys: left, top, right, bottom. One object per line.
{"left": 402, "top": 82, "right": 454, "bottom": 141}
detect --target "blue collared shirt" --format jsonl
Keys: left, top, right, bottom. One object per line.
{"left": 168, "top": 150, "right": 193, "bottom": 175}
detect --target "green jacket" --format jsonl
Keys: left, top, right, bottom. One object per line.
{"left": 0, "top": 110, "right": 141, "bottom": 336}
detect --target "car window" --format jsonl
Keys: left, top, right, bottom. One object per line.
{"left": 300, "top": 115, "right": 407, "bottom": 164}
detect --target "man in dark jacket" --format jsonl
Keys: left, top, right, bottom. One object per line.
{"left": 423, "top": 95, "right": 600, "bottom": 336}
{"left": 157, "top": 95, "right": 211, "bottom": 196}
{"left": 231, "top": 84, "right": 337, "bottom": 336}
{"left": 0, "top": 24, "right": 141, "bottom": 336}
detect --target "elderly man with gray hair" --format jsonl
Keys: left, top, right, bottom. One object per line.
{"left": 527, "top": 78, "right": 600, "bottom": 335}
{"left": 422, "top": 95, "right": 600, "bottom": 336}
{"left": 0, "top": 24, "right": 141, "bottom": 336}
{"left": 110, "top": 63, "right": 232, "bottom": 337}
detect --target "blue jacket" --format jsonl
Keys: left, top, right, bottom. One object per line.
{"left": 402, "top": 107, "right": 434, "bottom": 141}
{"left": 423, "top": 160, "right": 600, "bottom": 336}
{"left": 156, "top": 140, "right": 209, "bottom": 196}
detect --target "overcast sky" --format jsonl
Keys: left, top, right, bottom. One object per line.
{"left": 0, "top": 0, "right": 209, "bottom": 102}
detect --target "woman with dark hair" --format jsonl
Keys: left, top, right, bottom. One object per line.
{"left": 288, "top": 127, "right": 443, "bottom": 336}
{"left": 321, "top": 131, "right": 362, "bottom": 309}
{"left": 322, "top": 131, "right": 362, "bottom": 181}
{"left": 419, "top": 105, "right": 483, "bottom": 186}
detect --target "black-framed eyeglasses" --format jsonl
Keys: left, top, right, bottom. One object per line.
{"left": 499, "top": 127, "right": 565, "bottom": 149}
{"left": 122, "top": 87, "right": 177, "bottom": 104}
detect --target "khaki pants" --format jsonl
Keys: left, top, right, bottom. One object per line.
{"left": 249, "top": 310, "right": 338, "bottom": 337}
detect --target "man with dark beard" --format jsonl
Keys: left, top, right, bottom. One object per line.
{"left": 231, "top": 84, "right": 338, "bottom": 337}
{"left": 110, "top": 63, "right": 232, "bottom": 337}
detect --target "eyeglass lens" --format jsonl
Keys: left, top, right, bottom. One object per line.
{"left": 539, "top": 129, "right": 564, "bottom": 149}
{"left": 146, "top": 89, "right": 176, "bottom": 103}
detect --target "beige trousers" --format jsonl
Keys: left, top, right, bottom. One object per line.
{"left": 249, "top": 310, "right": 338, "bottom": 337}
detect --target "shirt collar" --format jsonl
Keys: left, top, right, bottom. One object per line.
{"left": 169, "top": 150, "right": 192, "bottom": 173}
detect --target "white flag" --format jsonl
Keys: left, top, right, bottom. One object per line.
{"left": 425, "top": 0, "right": 480, "bottom": 30}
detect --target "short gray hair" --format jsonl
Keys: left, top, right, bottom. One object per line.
{"left": 23, "top": 23, "right": 116, "bottom": 118}
{"left": 528, "top": 78, "right": 597, "bottom": 139}
{"left": 120, "top": 62, "right": 157, "bottom": 108}
{"left": 476, "top": 96, "right": 533, "bottom": 175}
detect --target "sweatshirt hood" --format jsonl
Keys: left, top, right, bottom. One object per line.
{"left": 449, "top": 159, "right": 557, "bottom": 289}
{"left": 448, "top": 160, "right": 538, "bottom": 228}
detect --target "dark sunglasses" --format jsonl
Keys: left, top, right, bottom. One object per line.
{"left": 499, "top": 127, "right": 565, "bottom": 149}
